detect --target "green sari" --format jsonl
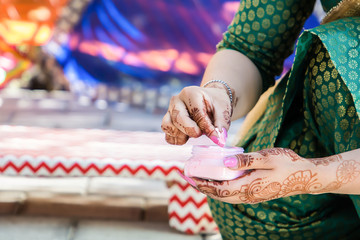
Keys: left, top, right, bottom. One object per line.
{"left": 209, "top": 0, "right": 360, "bottom": 239}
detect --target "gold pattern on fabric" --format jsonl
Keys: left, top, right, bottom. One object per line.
{"left": 217, "top": 0, "right": 316, "bottom": 92}
{"left": 208, "top": 12, "right": 360, "bottom": 239}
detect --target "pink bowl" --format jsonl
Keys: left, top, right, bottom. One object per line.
{"left": 184, "top": 145, "right": 246, "bottom": 181}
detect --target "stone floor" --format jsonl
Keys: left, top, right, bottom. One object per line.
{"left": 0, "top": 89, "right": 245, "bottom": 240}
{"left": 0, "top": 217, "right": 209, "bottom": 240}
{"left": 0, "top": 175, "right": 224, "bottom": 240}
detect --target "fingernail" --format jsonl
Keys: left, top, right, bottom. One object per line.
{"left": 177, "top": 170, "right": 197, "bottom": 187}
{"left": 223, "top": 157, "right": 238, "bottom": 168}
{"left": 222, "top": 127, "right": 228, "bottom": 139}
{"left": 217, "top": 137, "right": 225, "bottom": 147}
{"left": 210, "top": 128, "right": 226, "bottom": 147}
{"left": 210, "top": 135, "right": 220, "bottom": 146}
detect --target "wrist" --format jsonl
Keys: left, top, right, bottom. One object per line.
{"left": 305, "top": 155, "right": 348, "bottom": 195}
{"left": 203, "top": 80, "right": 234, "bottom": 111}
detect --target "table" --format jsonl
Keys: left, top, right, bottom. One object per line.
{"left": 0, "top": 125, "right": 218, "bottom": 234}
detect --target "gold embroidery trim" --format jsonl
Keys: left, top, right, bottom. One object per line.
{"left": 321, "top": 0, "right": 360, "bottom": 24}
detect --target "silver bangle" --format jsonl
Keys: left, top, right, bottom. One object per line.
{"left": 203, "top": 80, "right": 233, "bottom": 104}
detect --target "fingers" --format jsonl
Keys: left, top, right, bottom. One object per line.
{"left": 212, "top": 103, "right": 231, "bottom": 133}
{"left": 181, "top": 96, "right": 215, "bottom": 137}
{"left": 178, "top": 88, "right": 220, "bottom": 144}
{"left": 223, "top": 152, "right": 273, "bottom": 170}
{"left": 168, "top": 97, "right": 202, "bottom": 138}
{"left": 223, "top": 148, "right": 301, "bottom": 170}
{"left": 161, "top": 92, "right": 203, "bottom": 145}
{"left": 189, "top": 171, "right": 265, "bottom": 204}
{"left": 161, "top": 112, "right": 189, "bottom": 145}
{"left": 162, "top": 86, "right": 232, "bottom": 147}
{"left": 183, "top": 87, "right": 231, "bottom": 147}
{"left": 190, "top": 171, "right": 280, "bottom": 204}
{"left": 211, "top": 102, "right": 232, "bottom": 147}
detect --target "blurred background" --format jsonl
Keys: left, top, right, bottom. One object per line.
{"left": 0, "top": 0, "right": 324, "bottom": 239}
{"left": 0, "top": 0, "right": 323, "bottom": 126}
{"left": 0, "top": 0, "right": 241, "bottom": 128}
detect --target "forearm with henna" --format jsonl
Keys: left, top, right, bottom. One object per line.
{"left": 239, "top": 149, "right": 360, "bottom": 197}
{"left": 194, "top": 148, "right": 360, "bottom": 204}
{"left": 197, "top": 149, "right": 322, "bottom": 203}
{"left": 308, "top": 150, "right": 360, "bottom": 195}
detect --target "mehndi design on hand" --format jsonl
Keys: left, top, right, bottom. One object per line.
{"left": 190, "top": 148, "right": 360, "bottom": 204}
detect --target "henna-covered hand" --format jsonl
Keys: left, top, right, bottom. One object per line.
{"left": 161, "top": 83, "right": 234, "bottom": 146}
{"left": 185, "top": 148, "right": 360, "bottom": 204}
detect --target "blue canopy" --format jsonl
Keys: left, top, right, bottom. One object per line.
{"left": 50, "top": 0, "right": 320, "bottom": 91}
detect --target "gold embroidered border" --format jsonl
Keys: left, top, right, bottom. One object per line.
{"left": 322, "top": 0, "right": 360, "bottom": 24}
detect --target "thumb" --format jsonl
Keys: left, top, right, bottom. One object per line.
{"left": 208, "top": 127, "right": 227, "bottom": 147}
{"left": 212, "top": 108, "right": 231, "bottom": 148}
{"left": 210, "top": 103, "right": 231, "bottom": 147}
{"left": 223, "top": 152, "right": 273, "bottom": 170}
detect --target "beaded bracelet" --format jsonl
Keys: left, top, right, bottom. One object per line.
{"left": 203, "top": 80, "right": 233, "bottom": 104}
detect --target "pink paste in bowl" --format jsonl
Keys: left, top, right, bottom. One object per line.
{"left": 184, "top": 145, "right": 246, "bottom": 181}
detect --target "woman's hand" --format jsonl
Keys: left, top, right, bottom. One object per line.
{"left": 186, "top": 148, "right": 360, "bottom": 204}
{"left": 161, "top": 84, "right": 232, "bottom": 146}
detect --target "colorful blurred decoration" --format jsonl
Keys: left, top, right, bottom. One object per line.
{"left": 0, "top": 68, "right": 6, "bottom": 86}
{"left": 0, "top": 41, "right": 31, "bottom": 88}
{"left": 47, "top": 0, "right": 322, "bottom": 94}
{"left": 48, "top": 0, "right": 241, "bottom": 92}
{"left": 0, "top": 0, "right": 69, "bottom": 46}
{"left": 0, "top": 0, "right": 322, "bottom": 92}
{"left": 0, "top": 0, "right": 71, "bottom": 88}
